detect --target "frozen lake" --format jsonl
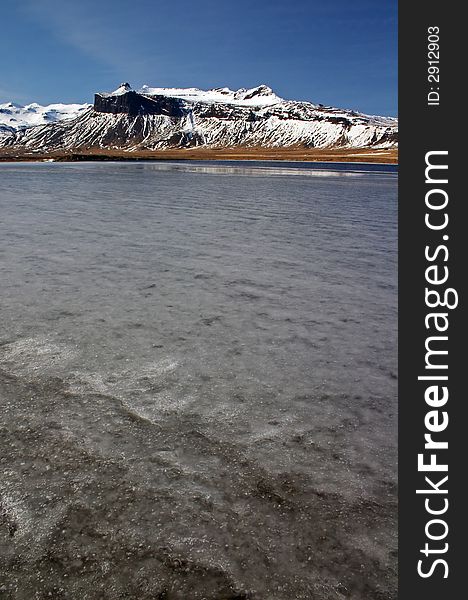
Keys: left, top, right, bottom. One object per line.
{"left": 0, "top": 161, "right": 397, "bottom": 599}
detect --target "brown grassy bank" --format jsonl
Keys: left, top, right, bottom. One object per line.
{"left": 0, "top": 146, "right": 398, "bottom": 164}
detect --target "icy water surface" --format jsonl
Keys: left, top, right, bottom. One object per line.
{"left": 0, "top": 162, "right": 397, "bottom": 599}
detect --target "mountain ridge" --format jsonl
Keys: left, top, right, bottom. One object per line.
{"left": 0, "top": 83, "right": 398, "bottom": 154}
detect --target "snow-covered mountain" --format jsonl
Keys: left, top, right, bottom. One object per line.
{"left": 0, "top": 83, "right": 397, "bottom": 152}
{"left": 0, "top": 102, "right": 89, "bottom": 136}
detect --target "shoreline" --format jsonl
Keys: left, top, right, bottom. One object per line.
{"left": 0, "top": 146, "right": 398, "bottom": 164}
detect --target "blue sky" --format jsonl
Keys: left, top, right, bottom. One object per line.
{"left": 0, "top": 0, "right": 397, "bottom": 116}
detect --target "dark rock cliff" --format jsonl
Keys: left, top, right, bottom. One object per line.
{"left": 94, "top": 91, "right": 187, "bottom": 118}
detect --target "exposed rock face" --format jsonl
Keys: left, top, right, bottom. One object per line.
{"left": 0, "top": 84, "right": 398, "bottom": 153}
{"left": 94, "top": 91, "right": 186, "bottom": 118}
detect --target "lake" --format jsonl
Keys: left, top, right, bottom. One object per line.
{"left": 0, "top": 161, "right": 397, "bottom": 600}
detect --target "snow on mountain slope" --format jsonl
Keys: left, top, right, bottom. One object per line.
{"left": 1, "top": 84, "right": 397, "bottom": 152}
{"left": 0, "top": 101, "right": 90, "bottom": 133}
{"left": 137, "top": 84, "right": 285, "bottom": 107}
